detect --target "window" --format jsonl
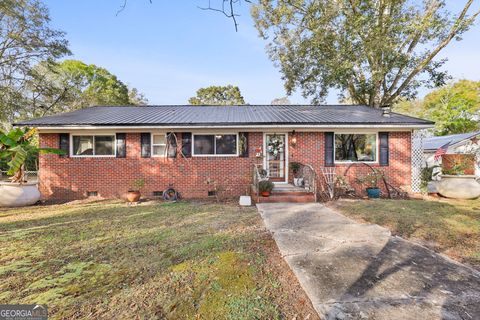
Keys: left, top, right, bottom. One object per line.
{"left": 193, "top": 134, "right": 237, "bottom": 156}
{"left": 152, "top": 134, "right": 167, "bottom": 156}
{"left": 72, "top": 135, "right": 115, "bottom": 156}
{"left": 335, "top": 133, "right": 377, "bottom": 162}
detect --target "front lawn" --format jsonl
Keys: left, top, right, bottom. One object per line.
{"left": 0, "top": 200, "right": 317, "bottom": 319}
{"left": 332, "top": 198, "right": 480, "bottom": 269}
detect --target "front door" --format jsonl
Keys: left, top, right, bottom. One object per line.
{"left": 264, "top": 133, "right": 288, "bottom": 183}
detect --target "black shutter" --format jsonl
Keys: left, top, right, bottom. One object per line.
{"left": 140, "top": 133, "right": 151, "bottom": 158}
{"left": 324, "top": 132, "right": 334, "bottom": 167}
{"left": 59, "top": 133, "right": 69, "bottom": 158}
{"left": 379, "top": 132, "right": 389, "bottom": 166}
{"left": 116, "top": 133, "right": 126, "bottom": 158}
{"left": 167, "top": 132, "right": 177, "bottom": 158}
{"left": 181, "top": 132, "right": 192, "bottom": 158}
{"left": 239, "top": 132, "right": 249, "bottom": 157}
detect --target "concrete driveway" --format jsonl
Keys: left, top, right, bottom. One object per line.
{"left": 257, "top": 203, "right": 480, "bottom": 320}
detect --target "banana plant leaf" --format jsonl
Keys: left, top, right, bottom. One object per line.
{"left": 0, "top": 134, "right": 16, "bottom": 147}
{"left": 7, "top": 128, "right": 25, "bottom": 142}
{"left": 38, "top": 148, "right": 65, "bottom": 155}
{"left": 7, "top": 145, "right": 27, "bottom": 176}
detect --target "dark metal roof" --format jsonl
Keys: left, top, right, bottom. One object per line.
{"left": 15, "top": 105, "right": 434, "bottom": 127}
{"left": 423, "top": 130, "right": 480, "bottom": 151}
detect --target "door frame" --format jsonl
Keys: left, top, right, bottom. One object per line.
{"left": 263, "top": 132, "right": 289, "bottom": 184}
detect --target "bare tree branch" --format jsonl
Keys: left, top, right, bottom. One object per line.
{"left": 116, "top": 0, "right": 153, "bottom": 16}
{"left": 117, "top": 1, "right": 250, "bottom": 31}
{"left": 388, "top": 0, "right": 480, "bottom": 103}
{"left": 198, "top": 0, "right": 251, "bottom": 32}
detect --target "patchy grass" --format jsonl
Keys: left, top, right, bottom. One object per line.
{"left": 332, "top": 198, "right": 480, "bottom": 269}
{"left": 0, "top": 200, "right": 318, "bottom": 319}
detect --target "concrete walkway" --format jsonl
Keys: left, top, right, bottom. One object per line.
{"left": 257, "top": 203, "right": 480, "bottom": 320}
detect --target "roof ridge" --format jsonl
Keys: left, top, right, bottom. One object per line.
{"left": 86, "top": 104, "right": 370, "bottom": 108}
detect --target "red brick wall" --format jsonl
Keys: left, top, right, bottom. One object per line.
{"left": 287, "top": 131, "right": 412, "bottom": 195}
{"left": 39, "top": 131, "right": 411, "bottom": 200}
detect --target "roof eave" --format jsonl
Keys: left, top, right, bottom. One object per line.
{"left": 24, "top": 123, "right": 435, "bottom": 130}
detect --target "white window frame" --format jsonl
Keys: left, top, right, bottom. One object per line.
{"left": 151, "top": 133, "right": 168, "bottom": 157}
{"left": 192, "top": 133, "right": 239, "bottom": 157}
{"left": 70, "top": 134, "right": 116, "bottom": 158}
{"left": 333, "top": 132, "right": 379, "bottom": 164}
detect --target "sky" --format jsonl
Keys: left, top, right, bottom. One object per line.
{"left": 44, "top": 0, "right": 480, "bottom": 105}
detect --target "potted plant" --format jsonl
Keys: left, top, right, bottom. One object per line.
{"left": 438, "top": 154, "right": 480, "bottom": 199}
{"left": 126, "top": 179, "right": 145, "bottom": 202}
{"left": 0, "top": 128, "right": 64, "bottom": 207}
{"left": 290, "top": 162, "right": 303, "bottom": 186}
{"left": 258, "top": 180, "right": 274, "bottom": 197}
{"left": 356, "top": 169, "right": 384, "bottom": 199}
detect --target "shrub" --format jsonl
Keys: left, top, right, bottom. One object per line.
{"left": 258, "top": 180, "right": 274, "bottom": 193}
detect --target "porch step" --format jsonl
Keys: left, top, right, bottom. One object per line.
{"left": 255, "top": 194, "right": 316, "bottom": 203}
{"left": 253, "top": 183, "right": 315, "bottom": 203}
{"left": 271, "top": 184, "right": 309, "bottom": 194}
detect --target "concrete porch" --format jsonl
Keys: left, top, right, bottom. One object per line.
{"left": 253, "top": 183, "right": 316, "bottom": 203}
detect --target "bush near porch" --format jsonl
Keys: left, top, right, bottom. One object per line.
{"left": 332, "top": 198, "right": 480, "bottom": 270}
{"left": 0, "top": 201, "right": 318, "bottom": 319}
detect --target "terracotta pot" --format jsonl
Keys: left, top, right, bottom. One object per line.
{"left": 0, "top": 181, "right": 41, "bottom": 207}
{"left": 261, "top": 191, "right": 271, "bottom": 197}
{"left": 126, "top": 190, "right": 141, "bottom": 202}
{"left": 437, "top": 175, "right": 480, "bottom": 199}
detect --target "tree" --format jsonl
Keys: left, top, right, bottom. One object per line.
{"left": 20, "top": 60, "right": 148, "bottom": 119}
{"left": 394, "top": 80, "right": 480, "bottom": 135}
{"left": 0, "top": 0, "right": 70, "bottom": 124}
{"left": 128, "top": 87, "right": 149, "bottom": 106}
{"left": 422, "top": 80, "right": 479, "bottom": 135}
{"left": 271, "top": 97, "right": 291, "bottom": 105}
{"left": 252, "top": 0, "right": 480, "bottom": 108}
{"left": 189, "top": 85, "right": 246, "bottom": 105}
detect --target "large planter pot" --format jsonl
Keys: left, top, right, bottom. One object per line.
{"left": 366, "top": 187, "right": 381, "bottom": 199}
{"left": 437, "top": 175, "right": 480, "bottom": 199}
{"left": 0, "top": 181, "right": 41, "bottom": 207}
{"left": 261, "top": 191, "right": 271, "bottom": 197}
{"left": 126, "top": 191, "right": 141, "bottom": 202}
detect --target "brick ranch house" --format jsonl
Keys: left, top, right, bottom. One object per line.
{"left": 16, "top": 105, "right": 433, "bottom": 201}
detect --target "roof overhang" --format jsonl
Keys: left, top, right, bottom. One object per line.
{"left": 31, "top": 123, "right": 434, "bottom": 132}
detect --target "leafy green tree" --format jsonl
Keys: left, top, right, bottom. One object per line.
{"left": 252, "top": 0, "right": 479, "bottom": 107}
{"left": 423, "top": 80, "right": 480, "bottom": 135}
{"left": 0, "top": 0, "right": 70, "bottom": 124}
{"left": 394, "top": 80, "right": 480, "bottom": 135}
{"left": 21, "top": 60, "right": 148, "bottom": 119}
{"left": 189, "top": 85, "right": 246, "bottom": 105}
{"left": 271, "top": 97, "right": 291, "bottom": 105}
{"left": 128, "top": 87, "right": 149, "bottom": 106}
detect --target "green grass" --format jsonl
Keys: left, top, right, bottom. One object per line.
{"left": 0, "top": 200, "right": 295, "bottom": 319}
{"left": 333, "top": 198, "right": 480, "bottom": 268}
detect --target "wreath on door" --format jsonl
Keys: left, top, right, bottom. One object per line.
{"left": 267, "top": 135, "right": 284, "bottom": 159}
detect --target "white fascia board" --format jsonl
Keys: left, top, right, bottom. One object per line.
{"left": 36, "top": 124, "right": 433, "bottom": 133}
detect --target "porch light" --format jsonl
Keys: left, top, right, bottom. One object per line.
{"left": 291, "top": 130, "right": 297, "bottom": 146}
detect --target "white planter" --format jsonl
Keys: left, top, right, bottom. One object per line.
{"left": 437, "top": 175, "right": 480, "bottom": 199}
{"left": 0, "top": 181, "right": 41, "bottom": 207}
{"left": 294, "top": 178, "right": 304, "bottom": 187}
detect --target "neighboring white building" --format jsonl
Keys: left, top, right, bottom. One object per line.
{"left": 423, "top": 130, "right": 480, "bottom": 176}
